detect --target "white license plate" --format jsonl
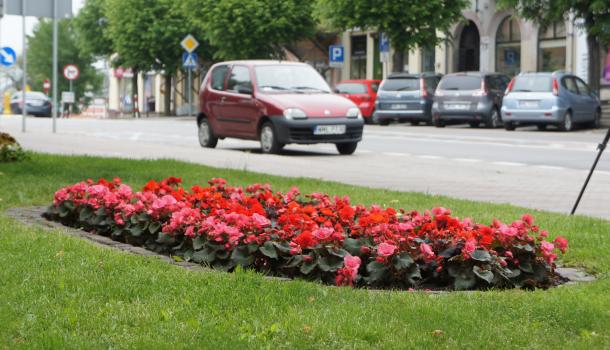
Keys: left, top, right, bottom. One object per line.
{"left": 314, "top": 125, "right": 346, "bottom": 135}
{"left": 520, "top": 100, "right": 539, "bottom": 108}
{"left": 445, "top": 103, "right": 468, "bottom": 110}
{"left": 29, "top": 100, "right": 44, "bottom": 106}
{"left": 391, "top": 104, "right": 408, "bottom": 110}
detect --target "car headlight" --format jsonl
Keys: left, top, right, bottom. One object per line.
{"left": 432, "top": 102, "right": 438, "bottom": 109}
{"left": 346, "top": 107, "right": 362, "bottom": 119}
{"left": 283, "top": 108, "right": 307, "bottom": 120}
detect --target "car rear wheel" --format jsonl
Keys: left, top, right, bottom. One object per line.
{"left": 336, "top": 142, "right": 358, "bottom": 155}
{"left": 504, "top": 122, "right": 515, "bottom": 131}
{"left": 537, "top": 124, "right": 547, "bottom": 131}
{"left": 198, "top": 118, "right": 218, "bottom": 148}
{"left": 486, "top": 109, "right": 500, "bottom": 128}
{"left": 559, "top": 111, "right": 573, "bottom": 132}
{"left": 260, "top": 122, "right": 284, "bottom": 154}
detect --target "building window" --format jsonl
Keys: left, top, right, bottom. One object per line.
{"left": 538, "top": 21, "right": 566, "bottom": 71}
{"left": 350, "top": 35, "right": 367, "bottom": 79}
{"left": 421, "top": 47, "right": 435, "bottom": 72}
{"left": 496, "top": 17, "right": 521, "bottom": 76}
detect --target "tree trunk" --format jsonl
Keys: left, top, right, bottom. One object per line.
{"left": 586, "top": 33, "right": 601, "bottom": 95}
{"left": 131, "top": 69, "right": 138, "bottom": 118}
{"left": 392, "top": 50, "right": 404, "bottom": 73}
{"left": 164, "top": 74, "right": 172, "bottom": 116}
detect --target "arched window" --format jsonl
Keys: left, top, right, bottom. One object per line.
{"left": 538, "top": 21, "right": 566, "bottom": 71}
{"left": 496, "top": 17, "right": 521, "bottom": 76}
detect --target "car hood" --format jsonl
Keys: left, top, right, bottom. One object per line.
{"left": 257, "top": 93, "right": 357, "bottom": 118}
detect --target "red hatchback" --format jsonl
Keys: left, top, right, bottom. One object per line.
{"left": 334, "top": 79, "right": 381, "bottom": 122}
{"left": 197, "top": 60, "right": 364, "bottom": 155}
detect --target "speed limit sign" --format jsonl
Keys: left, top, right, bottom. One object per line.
{"left": 63, "top": 64, "right": 80, "bottom": 81}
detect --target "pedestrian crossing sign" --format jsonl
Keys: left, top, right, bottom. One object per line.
{"left": 183, "top": 52, "right": 198, "bottom": 69}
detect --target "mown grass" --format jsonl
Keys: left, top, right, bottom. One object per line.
{"left": 0, "top": 153, "right": 608, "bottom": 349}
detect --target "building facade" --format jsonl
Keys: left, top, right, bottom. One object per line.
{"left": 339, "top": 0, "right": 608, "bottom": 97}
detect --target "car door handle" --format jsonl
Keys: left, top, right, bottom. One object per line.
{"left": 220, "top": 96, "right": 226, "bottom": 103}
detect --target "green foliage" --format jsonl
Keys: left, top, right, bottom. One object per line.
{"left": 0, "top": 133, "right": 27, "bottom": 162}
{"left": 26, "top": 20, "right": 102, "bottom": 101}
{"left": 73, "top": 0, "right": 113, "bottom": 58}
{"left": 317, "top": 0, "right": 469, "bottom": 52}
{"left": 182, "top": 0, "right": 316, "bottom": 60}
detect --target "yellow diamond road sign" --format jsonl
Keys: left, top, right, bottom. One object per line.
{"left": 181, "top": 34, "right": 199, "bottom": 53}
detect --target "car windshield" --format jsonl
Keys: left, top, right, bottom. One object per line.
{"left": 12, "top": 92, "right": 47, "bottom": 100}
{"left": 512, "top": 76, "right": 552, "bottom": 92}
{"left": 254, "top": 65, "right": 331, "bottom": 93}
{"left": 380, "top": 78, "right": 419, "bottom": 91}
{"left": 335, "top": 83, "right": 367, "bottom": 94}
{"left": 438, "top": 76, "right": 481, "bottom": 90}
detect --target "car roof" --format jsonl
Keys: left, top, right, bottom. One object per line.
{"left": 337, "top": 79, "right": 381, "bottom": 84}
{"left": 518, "top": 71, "right": 568, "bottom": 77}
{"left": 212, "top": 60, "right": 311, "bottom": 67}
{"left": 444, "top": 72, "right": 507, "bottom": 77}
{"left": 387, "top": 72, "right": 441, "bottom": 79}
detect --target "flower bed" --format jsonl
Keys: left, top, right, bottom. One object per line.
{"left": 0, "top": 132, "right": 27, "bottom": 162}
{"left": 44, "top": 177, "right": 569, "bottom": 290}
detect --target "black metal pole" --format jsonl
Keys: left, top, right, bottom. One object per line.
{"left": 571, "top": 126, "right": 610, "bottom": 215}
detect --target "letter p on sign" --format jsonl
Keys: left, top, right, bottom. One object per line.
{"left": 329, "top": 45, "right": 344, "bottom": 68}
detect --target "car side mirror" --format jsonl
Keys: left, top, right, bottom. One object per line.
{"left": 237, "top": 85, "right": 253, "bottom": 95}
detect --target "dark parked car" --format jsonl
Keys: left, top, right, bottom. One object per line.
{"left": 372, "top": 72, "right": 441, "bottom": 125}
{"left": 432, "top": 72, "right": 510, "bottom": 128}
{"left": 501, "top": 72, "right": 601, "bottom": 131}
{"left": 10, "top": 91, "right": 52, "bottom": 117}
{"left": 197, "top": 60, "right": 364, "bottom": 155}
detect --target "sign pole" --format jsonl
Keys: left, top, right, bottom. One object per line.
{"left": 188, "top": 67, "right": 192, "bottom": 117}
{"left": 52, "top": 0, "right": 58, "bottom": 133}
{"left": 21, "top": 0, "right": 27, "bottom": 132}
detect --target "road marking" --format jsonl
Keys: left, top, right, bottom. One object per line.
{"left": 452, "top": 158, "right": 482, "bottom": 163}
{"left": 597, "top": 170, "right": 610, "bottom": 175}
{"left": 492, "top": 161, "right": 526, "bottom": 167}
{"left": 383, "top": 152, "right": 409, "bottom": 156}
{"left": 356, "top": 149, "right": 372, "bottom": 154}
{"left": 534, "top": 165, "right": 566, "bottom": 170}
{"left": 417, "top": 155, "right": 443, "bottom": 160}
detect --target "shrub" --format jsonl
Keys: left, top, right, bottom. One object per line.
{"left": 44, "top": 177, "right": 569, "bottom": 290}
{"left": 0, "top": 132, "right": 27, "bottom": 162}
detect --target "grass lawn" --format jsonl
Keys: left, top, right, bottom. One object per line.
{"left": 0, "top": 153, "right": 608, "bottom": 349}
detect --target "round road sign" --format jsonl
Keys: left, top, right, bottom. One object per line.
{"left": 43, "top": 79, "right": 51, "bottom": 94}
{"left": 63, "top": 64, "right": 80, "bottom": 81}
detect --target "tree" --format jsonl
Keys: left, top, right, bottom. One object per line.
{"left": 26, "top": 19, "right": 102, "bottom": 107}
{"left": 73, "top": 0, "right": 113, "bottom": 58}
{"left": 497, "top": 0, "right": 610, "bottom": 94}
{"left": 104, "top": 0, "right": 208, "bottom": 116}
{"left": 182, "top": 0, "right": 316, "bottom": 60}
{"left": 317, "top": 0, "right": 469, "bottom": 72}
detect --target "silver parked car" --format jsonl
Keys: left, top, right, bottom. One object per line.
{"left": 501, "top": 72, "right": 601, "bottom": 131}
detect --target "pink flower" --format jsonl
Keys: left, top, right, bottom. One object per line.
{"left": 377, "top": 242, "right": 397, "bottom": 257}
{"left": 343, "top": 254, "right": 361, "bottom": 270}
{"left": 553, "top": 236, "right": 568, "bottom": 253}
{"left": 313, "top": 227, "right": 334, "bottom": 240}
{"left": 251, "top": 213, "right": 270, "bottom": 228}
{"left": 521, "top": 214, "right": 534, "bottom": 226}
{"left": 540, "top": 241, "right": 554, "bottom": 254}
{"left": 420, "top": 243, "right": 435, "bottom": 260}
{"left": 432, "top": 207, "right": 451, "bottom": 216}
{"left": 463, "top": 239, "right": 476, "bottom": 256}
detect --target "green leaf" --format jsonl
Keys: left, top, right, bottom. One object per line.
{"left": 130, "top": 225, "right": 143, "bottom": 237}
{"left": 473, "top": 266, "right": 494, "bottom": 284}
{"left": 514, "top": 244, "right": 534, "bottom": 253}
{"left": 285, "top": 255, "right": 303, "bottom": 268}
{"left": 519, "top": 261, "right": 534, "bottom": 273}
{"left": 192, "top": 236, "right": 205, "bottom": 250}
{"left": 260, "top": 241, "right": 278, "bottom": 259}
{"left": 471, "top": 249, "right": 493, "bottom": 262}
{"left": 454, "top": 274, "right": 477, "bottom": 290}
{"left": 231, "top": 246, "right": 254, "bottom": 266}
{"left": 271, "top": 241, "right": 291, "bottom": 254}
{"left": 149, "top": 221, "right": 161, "bottom": 234}
{"left": 79, "top": 207, "right": 93, "bottom": 222}
{"left": 318, "top": 254, "right": 343, "bottom": 272}
{"left": 343, "top": 238, "right": 363, "bottom": 255}
{"left": 393, "top": 252, "right": 414, "bottom": 270}
{"left": 300, "top": 260, "right": 317, "bottom": 275}
{"left": 192, "top": 247, "right": 216, "bottom": 263}
{"left": 366, "top": 261, "right": 389, "bottom": 283}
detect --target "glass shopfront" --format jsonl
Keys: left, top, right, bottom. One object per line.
{"left": 350, "top": 35, "right": 367, "bottom": 79}
{"left": 538, "top": 21, "right": 566, "bottom": 71}
{"left": 496, "top": 17, "right": 521, "bottom": 76}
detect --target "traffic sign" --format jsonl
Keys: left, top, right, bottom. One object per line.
{"left": 0, "top": 47, "right": 17, "bottom": 67}
{"left": 183, "top": 52, "right": 198, "bottom": 69}
{"left": 43, "top": 79, "right": 51, "bottom": 94}
{"left": 379, "top": 33, "right": 390, "bottom": 63}
{"left": 63, "top": 64, "right": 80, "bottom": 80}
{"left": 62, "top": 91, "right": 75, "bottom": 104}
{"left": 329, "top": 45, "right": 344, "bottom": 68}
{"left": 181, "top": 34, "right": 199, "bottom": 53}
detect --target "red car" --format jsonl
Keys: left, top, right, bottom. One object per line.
{"left": 334, "top": 79, "right": 381, "bottom": 123}
{"left": 197, "top": 60, "right": 364, "bottom": 155}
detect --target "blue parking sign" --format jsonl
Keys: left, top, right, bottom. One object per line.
{"left": 329, "top": 45, "right": 344, "bottom": 68}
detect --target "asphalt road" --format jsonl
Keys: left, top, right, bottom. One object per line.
{"left": 2, "top": 115, "right": 609, "bottom": 219}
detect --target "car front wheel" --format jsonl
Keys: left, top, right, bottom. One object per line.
{"left": 336, "top": 142, "right": 358, "bottom": 155}
{"left": 260, "top": 122, "right": 284, "bottom": 154}
{"left": 486, "top": 109, "right": 500, "bottom": 128}
{"left": 198, "top": 118, "right": 218, "bottom": 148}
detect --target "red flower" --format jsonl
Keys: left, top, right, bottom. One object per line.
{"left": 553, "top": 236, "right": 568, "bottom": 254}
{"left": 377, "top": 242, "right": 397, "bottom": 257}
{"left": 292, "top": 231, "right": 317, "bottom": 249}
